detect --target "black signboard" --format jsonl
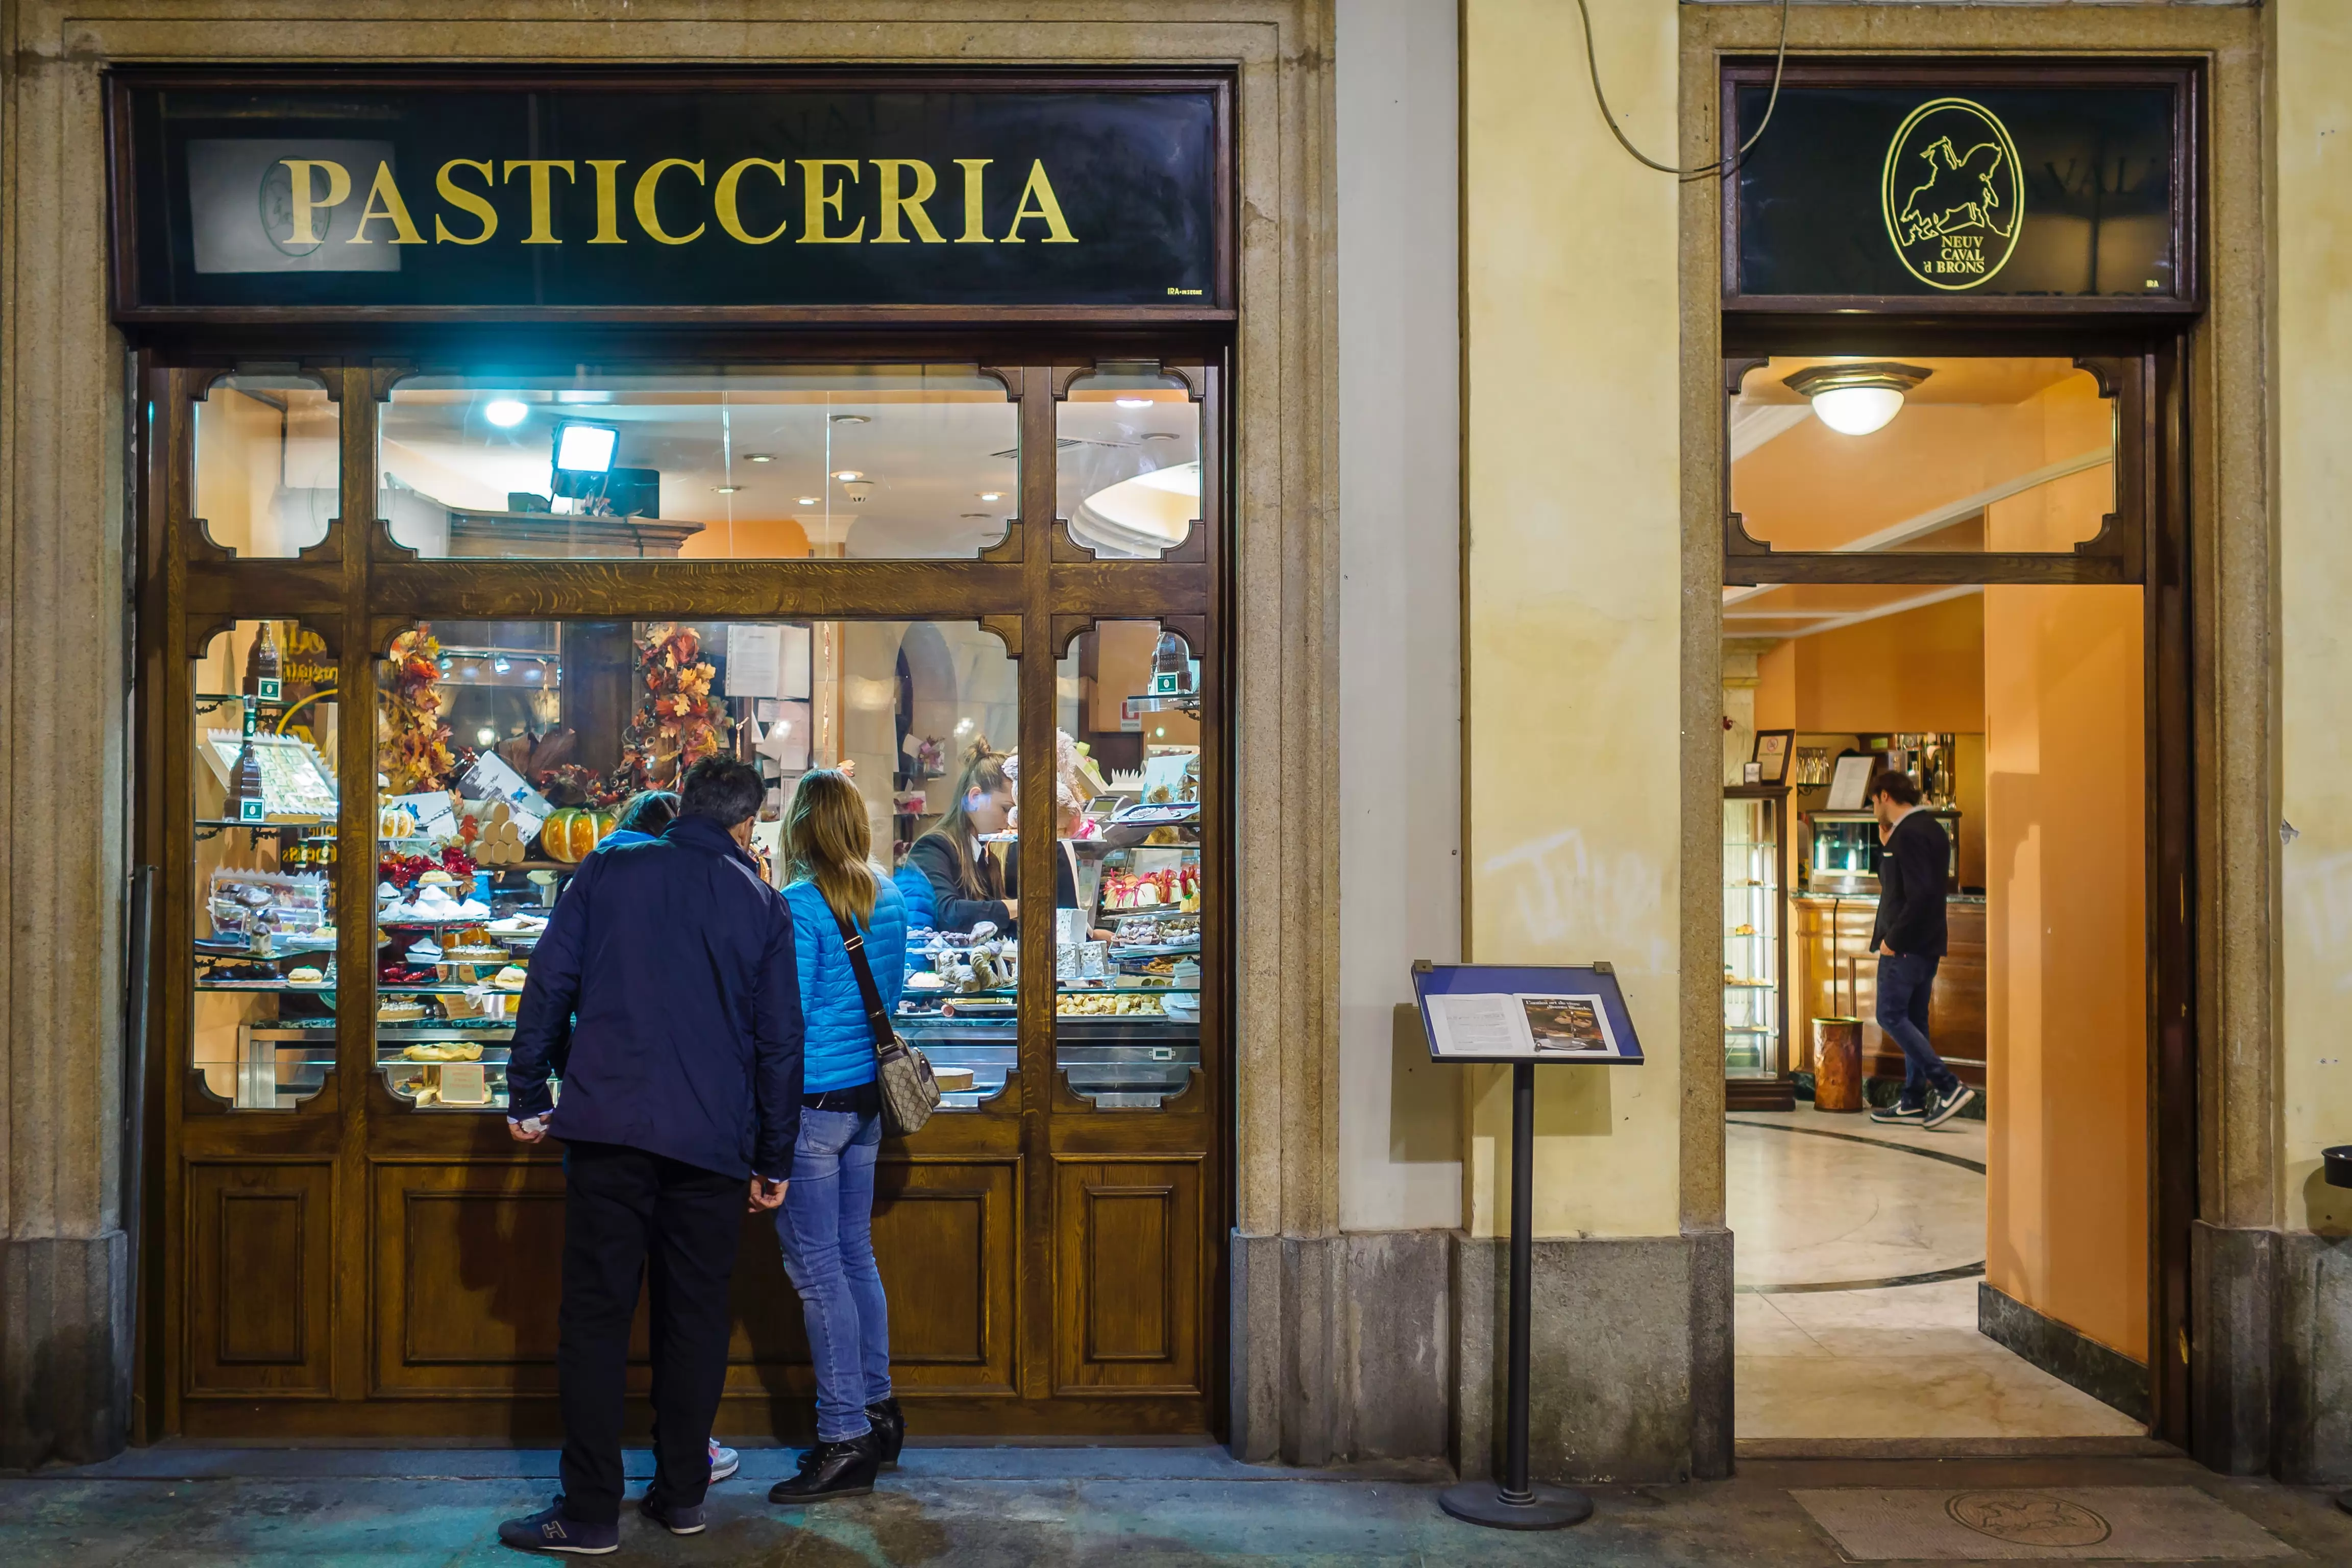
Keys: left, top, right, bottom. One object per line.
{"left": 1724, "top": 66, "right": 2193, "bottom": 310}
{"left": 109, "top": 72, "right": 1229, "bottom": 317}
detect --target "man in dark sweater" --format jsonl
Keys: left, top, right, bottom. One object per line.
{"left": 1866, "top": 769, "right": 1978, "bottom": 1130}
{"left": 498, "top": 757, "right": 803, "bottom": 1553}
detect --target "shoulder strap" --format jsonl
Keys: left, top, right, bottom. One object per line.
{"left": 831, "top": 906, "right": 897, "bottom": 1057}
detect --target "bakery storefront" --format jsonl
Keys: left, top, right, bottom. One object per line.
{"left": 121, "top": 70, "right": 1234, "bottom": 1441}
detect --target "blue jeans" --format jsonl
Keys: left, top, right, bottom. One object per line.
{"left": 1876, "top": 951, "right": 1959, "bottom": 1109}
{"left": 775, "top": 1105, "right": 892, "bottom": 1442}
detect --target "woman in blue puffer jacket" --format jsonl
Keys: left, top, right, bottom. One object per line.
{"left": 771, "top": 768, "right": 908, "bottom": 1504}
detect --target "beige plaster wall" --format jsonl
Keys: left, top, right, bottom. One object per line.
{"left": 2275, "top": 0, "right": 2352, "bottom": 1237}
{"left": 1463, "top": 0, "right": 1682, "bottom": 1239}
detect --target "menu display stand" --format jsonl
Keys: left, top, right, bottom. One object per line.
{"left": 1412, "top": 960, "right": 1646, "bottom": 1532}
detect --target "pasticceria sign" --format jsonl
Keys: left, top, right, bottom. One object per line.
{"left": 110, "top": 75, "right": 1227, "bottom": 314}
{"left": 1725, "top": 72, "right": 2188, "bottom": 305}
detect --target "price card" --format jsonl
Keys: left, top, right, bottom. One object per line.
{"left": 435, "top": 1063, "right": 492, "bottom": 1106}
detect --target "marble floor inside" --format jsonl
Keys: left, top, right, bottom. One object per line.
{"left": 1727, "top": 1104, "right": 2148, "bottom": 1444}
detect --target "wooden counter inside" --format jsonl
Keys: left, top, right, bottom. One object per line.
{"left": 1790, "top": 893, "right": 1986, "bottom": 1088}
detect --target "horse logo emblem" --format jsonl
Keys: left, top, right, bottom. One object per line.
{"left": 1880, "top": 98, "right": 2025, "bottom": 290}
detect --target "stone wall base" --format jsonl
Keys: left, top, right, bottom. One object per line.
{"left": 1, "top": 1232, "right": 130, "bottom": 1468}
{"left": 2192, "top": 1220, "right": 2352, "bottom": 1483}
{"left": 1230, "top": 1227, "right": 1732, "bottom": 1480}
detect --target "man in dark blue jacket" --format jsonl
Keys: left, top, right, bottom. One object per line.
{"left": 498, "top": 757, "right": 801, "bottom": 1554}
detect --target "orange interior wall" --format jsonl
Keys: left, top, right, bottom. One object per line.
{"left": 675, "top": 516, "right": 810, "bottom": 558}
{"left": 1981, "top": 418, "right": 2148, "bottom": 1361}
{"left": 1733, "top": 370, "right": 2113, "bottom": 552}
{"left": 1787, "top": 596, "right": 1986, "bottom": 734}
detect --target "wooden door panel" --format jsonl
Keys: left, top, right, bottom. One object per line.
{"left": 372, "top": 1161, "right": 568, "bottom": 1393}
{"left": 186, "top": 1162, "right": 333, "bottom": 1395}
{"left": 876, "top": 1159, "right": 1017, "bottom": 1389}
{"left": 1053, "top": 1158, "right": 1201, "bottom": 1394}
{"left": 727, "top": 1158, "right": 1018, "bottom": 1396}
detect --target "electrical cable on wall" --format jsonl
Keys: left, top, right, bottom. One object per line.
{"left": 1574, "top": 0, "right": 1792, "bottom": 181}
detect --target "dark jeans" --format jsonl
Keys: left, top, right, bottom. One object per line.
{"left": 775, "top": 1100, "right": 892, "bottom": 1442}
{"left": 1875, "top": 951, "right": 1959, "bottom": 1110}
{"left": 557, "top": 1140, "right": 743, "bottom": 1525}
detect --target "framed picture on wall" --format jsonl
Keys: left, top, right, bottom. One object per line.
{"left": 1751, "top": 728, "right": 1795, "bottom": 785}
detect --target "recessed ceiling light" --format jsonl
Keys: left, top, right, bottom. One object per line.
{"left": 979, "top": 492, "right": 1003, "bottom": 502}
{"left": 713, "top": 484, "right": 742, "bottom": 494}
{"left": 745, "top": 453, "right": 773, "bottom": 463}
{"left": 1140, "top": 431, "right": 1179, "bottom": 442}
{"left": 797, "top": 496, "right": 822, "bottom": 506}
{"left": 832, "top": 470, "right": 863, "bottom": 482}
{"left": 1116, "top": 397, "right": 1152, "bottom": 409}
{"left": 829, "top": 413, "right": 870, "bottom": 425}
{"left": 962, "top": 511, "right": 992, "bottom": 519}
{"left": 483, "top": 398, "right": 530, "bottom": 427}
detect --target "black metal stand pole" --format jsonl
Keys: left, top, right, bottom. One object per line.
{"left": 1439, "top": 1062, "right": 1592, "bottom": 1530}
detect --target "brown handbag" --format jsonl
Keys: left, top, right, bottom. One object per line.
{"left": 834, "top": 910, "right": 941, "bottom": 1136}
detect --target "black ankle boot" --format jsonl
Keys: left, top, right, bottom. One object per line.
{"left": 865, "top": 1398, "right": 904, "bottom": 1467}
{"left": 768, "top": 1431, "right": 881, "bottom": 1503}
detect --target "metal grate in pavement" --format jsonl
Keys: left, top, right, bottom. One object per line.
{"left": 1790, "top": 1487, "right": 2298, "bottom": 1560}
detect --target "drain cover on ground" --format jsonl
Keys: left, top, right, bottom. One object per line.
{"left": 1790, "top": 1487, "right": 2296, "bottom": 1560}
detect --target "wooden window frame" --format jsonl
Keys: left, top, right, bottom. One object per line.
{"left": 135, "top": 340, "right": 1231, "bottom": 1438}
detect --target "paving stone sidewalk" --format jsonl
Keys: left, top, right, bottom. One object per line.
{"left": 3, "top": 1446, "right": 2349, "bottom": 1565}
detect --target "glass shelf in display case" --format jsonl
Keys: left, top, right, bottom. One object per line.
{"left": 1724, "top": 786, "right": 1792, "bottom": 1109}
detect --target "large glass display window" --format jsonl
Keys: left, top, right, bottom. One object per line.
{"left": 147, "top": 352, "right": 1223, "bottom": 1440}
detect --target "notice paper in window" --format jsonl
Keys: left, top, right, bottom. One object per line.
{"left": 1425, "top": 993, "right": 1623, "bottom": 1061}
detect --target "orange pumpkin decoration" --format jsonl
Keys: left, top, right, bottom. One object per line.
{"left": 540, "top": 807, "right": 618, "bottom": 863}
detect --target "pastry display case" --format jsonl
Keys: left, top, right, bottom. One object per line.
{"left": 1724, "top": 785, "right": 1793, "bottom": 1111}
{"left": 1800, "top": 807, "right": 1962, "bottom": 894}
{"left": 187, "top": 618, "right": 345, "bottom": 1111}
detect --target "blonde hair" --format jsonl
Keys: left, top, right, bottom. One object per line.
{"left": 784, "top": 769, "right": 881, "bottom": 923}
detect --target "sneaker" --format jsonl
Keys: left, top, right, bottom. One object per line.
{"left": 866, "top": 1398, "right": 904, "bottom": 1468}
{"left": 707, "top": 1439, "right": 739, "bottom": 1483}
{"left": 1925, "top": 1083, "right": 1979, "bottom": 1128}
{"left": 1869, "top": 1101, "right": 1925, "bottom": 1124}
{"left": 768, "top": 1431, "right": 882, "bottom": 1503}
{"left": 638, "top": 1490, "right": 705, "bottom": 1536}
{"left": 497, "top": 1499, "right": 618, "bottom": 1555}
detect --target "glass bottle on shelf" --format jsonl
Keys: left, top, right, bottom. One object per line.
{"left": 230, "top": 697, "right": 267, "bottom": 823}
{"left": 252, "top": 618, "right": 284, "bottom": 702}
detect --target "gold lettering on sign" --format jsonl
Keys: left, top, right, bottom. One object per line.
{"left": 1001, "top": 160, "right": 1077, "bottom": 243}
{"left": 798, "top": 159, "right": 865, "bottom": 243}
{"left": 716, "top": 158, "right": 791, "bottom": 244}
{"left": 634, "top": 159, "right": 707, "bottom": 245}
{"left": 280, "top": 159, "right": 351, "bottom": 246}
{"left": 871, "top": 160, "right": 945, "bottom": 243}
{"left": 955, "top": 159, "right": 994, "bottom": 244}
{"left": 585, "top": 161, "right": 627, "bottom": 244}
{"left": 434, "top": 160, "right": 498, "bottom": 244}
{"left": 502, "top": 160, "right": 577, "bottom": 245}
{"left": 266, "top": 146, "right": 1091, "bottom": 252}
{"left": 347, "top": 162, "right": 423, "bottom": 244}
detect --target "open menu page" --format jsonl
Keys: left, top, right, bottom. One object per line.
{"left": 1425, "top": 992, "right": 1623, "bottom": 1061}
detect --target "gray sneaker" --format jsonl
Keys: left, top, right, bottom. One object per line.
{"left": 1924, "top": 1083, "right": 1978, "bottom": 1129}
{"left": 707, "top": 1440, "right": 739, "bottom": 1483}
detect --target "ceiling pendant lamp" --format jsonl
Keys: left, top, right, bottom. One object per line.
{"left": 1782, "top": 361, "right": 1933, "bottom": 437}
